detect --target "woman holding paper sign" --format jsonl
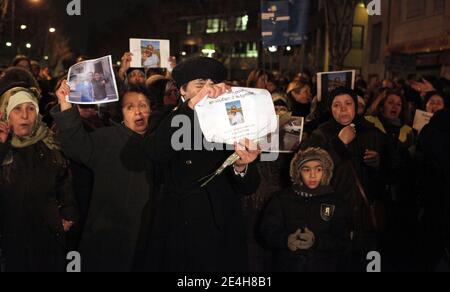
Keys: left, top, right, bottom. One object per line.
{"left": 143, "top": 57, "right": 260, "bottom": 272}
{"left": 52, "top": 82, "right": 155, "bottom": 272}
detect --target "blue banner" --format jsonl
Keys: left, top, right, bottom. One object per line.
{"left": 261, "top": 0, "right": 310, "bottom": 47}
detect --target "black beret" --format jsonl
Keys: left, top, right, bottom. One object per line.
{"left": 172, "top": 57, "right": 227, "bottom": 88}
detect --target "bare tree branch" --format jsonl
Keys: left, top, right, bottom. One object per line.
{"left": 323, "top": 0, "right": 358, "bottom": 70}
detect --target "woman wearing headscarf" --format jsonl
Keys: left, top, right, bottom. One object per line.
{"left": 51, "top": 82, "right": 155, "bottom": 272}
{"left": 301, "top": 87, "right": 386, "bottom": 271}
{"left": 261, "top": 147, "right": 350, "bottom": 272}
{"left": 0, "top": 85, "right": 77, "bottom": 272}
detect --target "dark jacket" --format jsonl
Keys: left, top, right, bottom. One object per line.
{"left": 260, "top": 186, "right": 350, "bottom": 272}
{"left": 301, "top": 118, "right": 386, "bottom": 237}
{"left": 417, "top": 109, "right": 450, "bottom": 263}
{"left": 0, "top": 141, "right": 77, "bottom": 272}
{"left": 51, "top": 106, "right": 154, "bottom": 272}
{"left": 143, "top": 102, "right": 260, "bottom": 272}
{"left": 366, "top": 115, "right": 416, "bottom": 203}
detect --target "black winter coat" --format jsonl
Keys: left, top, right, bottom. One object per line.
{"left": 417, "top": 109, "right": 450, "bottom": 260}
{"left": 260, "top": 186, "right": 350, "bottom": 272}
{"left": 51, "top": 106, "right": 154, "bottom": 272}
{"left": 301, "top": 118, "right": 386, "bottom": 237}
{"left": 143, "top": 102, "right": 260, "bottom": 272}
{"left": 0, "top": 141, "right": 77, "bottom": 272}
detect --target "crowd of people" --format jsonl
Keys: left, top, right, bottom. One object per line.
{"left": 0, "top": 52, "right": 449, "bottom": 272}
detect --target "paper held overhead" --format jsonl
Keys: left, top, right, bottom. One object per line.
{"left": 194, "top": 87, "right": 278, "bottom": 145}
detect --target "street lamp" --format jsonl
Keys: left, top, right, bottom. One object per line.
{"left": 20, "top": 24, "right": 27, "bottom": 30}
{"left": 25, "top": 43, "right": 31, "bottom": 49}
{"left": 6, "top": 42, "right": 13, "bottom": 47}
{"left": 49, "top": 27, "right": 56, "bottom": 33}
{"left": 268, "top": 46, "right": 278, "bottom": 53}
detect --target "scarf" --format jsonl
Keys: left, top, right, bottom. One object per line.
{"left": 0, "top": 87, "right": 60, "bottom": 164}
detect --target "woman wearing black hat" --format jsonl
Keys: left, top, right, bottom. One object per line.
{"left": 143, "top": 57, "right": 261, "bottom": 272}
{"left": 301, "top": 87, "right": 386, "bottom": 271}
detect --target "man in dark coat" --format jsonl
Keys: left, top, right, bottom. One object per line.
{"left": 143, "top": 57, "right": 261, "bottom": 272}
{"left": 51, "top": 84, "right": 154, "bottom": 272}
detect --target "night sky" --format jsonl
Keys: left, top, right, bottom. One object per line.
{"left": 50, "top": 0, "right": 145, "bottom": 54}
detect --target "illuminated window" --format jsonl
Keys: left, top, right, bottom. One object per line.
{"left": 352, "top": 25, "right": 364, "bottom": 49}
{"left": 232, "top": 42, "right": 258, "bottom": 58}
{"left": 236, "top": 15, "right": 249, "bottom": 31}
{"left": 187, "top": 22, "right": 192, "bottom": 35}
{"left": 207, "top": 18, "right": 220, "bottom": 34}
{"left": 246, "top": 42, "right": 258, "bottom": 58}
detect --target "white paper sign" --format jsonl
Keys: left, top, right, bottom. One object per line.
{"left": 195, "top": 87, "right": 278, "bottom": 145}
{"left": 130, "top": 38, "right": 170, "bottom": 69}
{"left": 413, "top": 110, "right": 434, "bottom": 133}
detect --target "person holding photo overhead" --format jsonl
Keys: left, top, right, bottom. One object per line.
{"left": 51, "top": 82, "right": 155, "bottom": 272}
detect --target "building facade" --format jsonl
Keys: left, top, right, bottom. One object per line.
{"left": 364, "top": 0, "right": 450, "bottom": 79}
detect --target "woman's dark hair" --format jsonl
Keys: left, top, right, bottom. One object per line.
{"left": 119, "top": 85, "right": 151, "bottom": 106}
{"left": 147, "top": 78, "right": 171, "bottom": 110}
{"left": 378, "top": 89, "right": 409, "bottom": 123}
{"left": 246, "top": 69, "right": 268, "bottom": 88}
{"left": 116, "top": 85, "right": 151, "bottom": 121}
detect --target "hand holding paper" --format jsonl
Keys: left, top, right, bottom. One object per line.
{"left": 56, "top": 80, "right": 73, "bottom": 112}
{"left": 234, "top": 139, "right": 261, "bottom": 171}
{"left": 187, "top": 81, "right": 232, "bottom": 110}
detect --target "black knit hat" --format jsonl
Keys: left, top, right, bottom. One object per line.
{"left": 172, "top": 57, "right": 227, "bottom": 88}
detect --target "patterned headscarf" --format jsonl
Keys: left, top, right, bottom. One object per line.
{"left": 0, "top": 87, "right": 60, "bottom": 152}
